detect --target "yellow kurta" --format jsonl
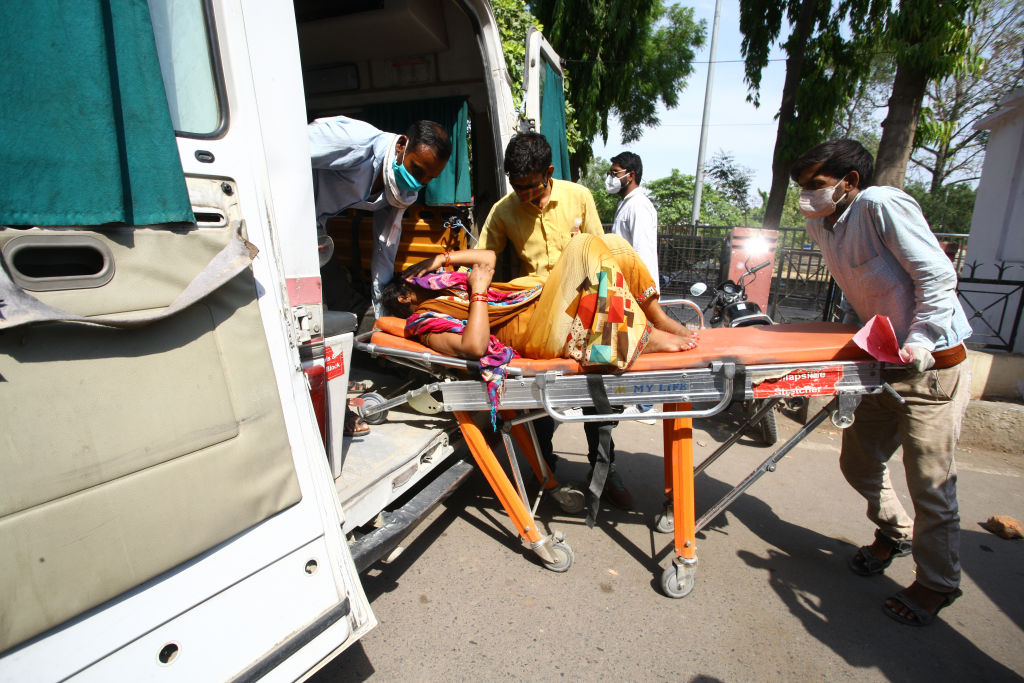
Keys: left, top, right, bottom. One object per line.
{"left": 476, "top": 179, "right": 604, "bottom": 280}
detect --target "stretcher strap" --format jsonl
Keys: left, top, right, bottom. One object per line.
{"left": 585, "top": 375, "right": 614, "bottom": 528}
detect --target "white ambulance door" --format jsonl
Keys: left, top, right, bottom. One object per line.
{"left": 0, "top": 0, "right": 373, "bottom": 679}
{"left": 522, "top": 27, "right": 571, "bottom": 180}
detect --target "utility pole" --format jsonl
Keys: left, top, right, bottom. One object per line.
{"left": 690, "top": 0, "right": 722, "bottom": 231}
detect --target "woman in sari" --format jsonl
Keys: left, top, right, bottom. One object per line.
{"left": 382, "top": 233, "right": 697, "bottom": 373}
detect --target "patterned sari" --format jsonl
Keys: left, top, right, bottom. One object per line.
{"left": 405, "top": 233, "right": 657, "bottom": 418}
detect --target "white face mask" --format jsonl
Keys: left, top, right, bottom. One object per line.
{"left": 798, "top": 181, "right": 847, "bottom": 219}
{"left": 605, "top": 172, "right": 623, "bottom": 195}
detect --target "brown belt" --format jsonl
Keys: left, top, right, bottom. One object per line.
{"left": 932, "top": 343, "right": 967, "bottom": 369}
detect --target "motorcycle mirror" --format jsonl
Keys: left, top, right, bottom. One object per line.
{"left": 689, "top": 282, "right": 707, "bottom": 297}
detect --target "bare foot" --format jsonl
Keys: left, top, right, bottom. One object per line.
{"left": 643, "top": 300, "right": 698, "bottom": 338}
{"left": 884, "top": 581, "right": 957, "bottom": 624}
{"left": 644, "top": 329, "right": 700, "bottom": 353}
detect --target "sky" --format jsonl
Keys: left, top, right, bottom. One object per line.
{"left": 590, "top": 0, "right": 789, "bottom": 200}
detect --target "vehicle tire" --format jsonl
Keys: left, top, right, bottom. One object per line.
{"left": 759, "top": 404, "right": 778, "bottom": 446}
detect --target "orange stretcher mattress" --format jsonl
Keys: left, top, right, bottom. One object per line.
{"left": 371, "top": 317, "right": 872, "bottom": 374}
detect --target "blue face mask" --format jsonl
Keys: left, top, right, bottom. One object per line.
{"left": 392, "top": 149, "right": 425, "bottom": 193}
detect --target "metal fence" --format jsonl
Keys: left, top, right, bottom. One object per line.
{"left": 652, "top": 226, "right": 992, "bottom": 335}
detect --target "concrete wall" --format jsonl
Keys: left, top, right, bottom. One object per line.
{"left": 963, "top": 88, "right": 1024, "bottom": 353}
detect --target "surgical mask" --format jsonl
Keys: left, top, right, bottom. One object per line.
{"left": 605, "top": 173, "right": 623, "bottom": 195}
{"left": 514, "top": 181, "right": 547, "bottom": 204}
{"left": 798, "top": 181, "right": 847, "bottom": 219}
{"left": 391, "top": 149, "right": 424, "bottom": 193}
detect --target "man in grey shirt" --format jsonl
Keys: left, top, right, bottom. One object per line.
{"left": 791, "top": 139, "right": 971, "bottom": 627}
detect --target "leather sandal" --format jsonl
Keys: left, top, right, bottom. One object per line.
{"left": 848, "top": 529, "right": 912, "bottom": 576}
{"left": 344, "top": 407, "right": 370, "bottom": 437}
{"left": 883, "top": 587, "right": 962, "bottom": 627}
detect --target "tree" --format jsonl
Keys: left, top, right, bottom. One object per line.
{"left": 873, "top": 0, "right": 982, "bottom": 188}
{"left": 492, "top": 0, "right": 583, "bottom": 153}
{"left": 904, "top": 181, "right": 977, "bottom": 233}
{"left": 910, "top": 0, "right": 1024, "bottom": 192}
{"left": 579, "top": 157, "right": 619, "bottom": 224}
{"left": 528, "top": 0, "right": 706, "bottom": 177}
{"left": 750, "top": 184, "right": 806, "bottom": 229}
{"left": 739, "top": 0, "right": 889, "bottom": 229}
{"left": 706, "top": 150, "right": 754, "bottom": 223}
{"left": 646, "top": 170, "right": 749, "bottom": 227}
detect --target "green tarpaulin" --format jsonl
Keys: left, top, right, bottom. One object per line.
{"left": 541, "top": 62, "right": 571, "bottom": 181}
{"left": 0, "top": 0, "right": 194, "bottom": 226}
{"left": 361, "top": 97, "right": 472, "bottom": 205}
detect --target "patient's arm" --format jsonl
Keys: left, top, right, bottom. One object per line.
{"left": 414, "top": 256, "right": 495, "bottom": 359}
{"left": 401, "top": 249, "right": 497, "bottom": 279}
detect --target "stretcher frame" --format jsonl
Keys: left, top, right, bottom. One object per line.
{"left": 355, "top": 322, "right": 885, "bottom": 596}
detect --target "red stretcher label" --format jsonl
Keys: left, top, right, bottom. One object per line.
{"left": 752, "top": 365, "right": 844, "bottom": 398}
{"left": 325, "top": 345, "right": 345, "bottom": 381}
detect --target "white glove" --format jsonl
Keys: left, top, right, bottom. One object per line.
{"left": 901, "top": 344, "right": 935, "bottom": 372}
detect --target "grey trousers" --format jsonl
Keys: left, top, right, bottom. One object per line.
{"left": 839, "top": 361, "right": 970, "bottom": 592}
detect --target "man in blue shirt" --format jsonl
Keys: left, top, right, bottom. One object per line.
{"left": 791, "top": 139, "right": 971, "bottom": 627}
{"left": 309, "top": 116, "right": 451, "bottom": 315}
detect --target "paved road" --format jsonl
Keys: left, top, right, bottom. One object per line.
{"left": 315, "top": 407, "right": 1024, "bottom": 681}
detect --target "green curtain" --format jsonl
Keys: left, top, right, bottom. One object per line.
{"left": 541, "top": 62, "right": 571, "bottom": 181}
{"left": 361, "top": 97, "right": 471, "bottom": 205}
{"left": 0, "top": 0, "right": 194, "bottom": 226}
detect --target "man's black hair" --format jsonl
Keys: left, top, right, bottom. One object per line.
{"left": 380, "top": 279, "right": 414, "bottom": 318}
{"left": 503, "top": 132, "right": 552, "bottom": 178}
{"left": 610, "top": 151, "right": 643, "bottom": 185}
{"left": 789, "top": 139, "right": 874, "bottom": 188}
{"left": 405, "top": 120, "right": 452, "bottom": 162}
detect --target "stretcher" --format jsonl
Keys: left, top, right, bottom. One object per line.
{"left": 356, "top": 317, "right": 885, "bottom": 597}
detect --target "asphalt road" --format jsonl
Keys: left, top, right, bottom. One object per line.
{"left": 314, "top": 406, "right": 1024, "bottom": 681}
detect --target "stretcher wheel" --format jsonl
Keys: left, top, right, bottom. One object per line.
{"left": 543, "top": 541, "right": 574, "bottom": 573}
{"left": 359, "top": 392, "right": 388, "bottom": 425}
{"left": 660, "top": 563, "right": 696, "bottom": 598}
{"left": 653, "top": 504, "right": 674, "bottom": 534}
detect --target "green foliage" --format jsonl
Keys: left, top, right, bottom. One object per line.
{"left": 904, "top": 181, "right": 977, "bottom": 233}
{"left": 910, "top": 0, "right": 1024, "bottom": 190}
{"left": 706, "top": 150, "right": 753, "bottom": 220}
{"left": 579, "top": 157, "right": 620, "bottom": 224}
{"left": 492, "top": 0, "right": 583, "bottom": 154}
{"left": 884, "top": 0, "right": 982, "bottom": 82}
{"left": 646, "top": 169, "right": 752, "bottom": 227}
{"left": 750, "top": 183, "right": 806, "bottom": 229}
{"left": 492, "top": 0, "right": 537, "bottom": 113}
{"left": 529, "top": 0, "right": 706, "bottom": 173}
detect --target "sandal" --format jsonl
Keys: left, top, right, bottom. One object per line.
{"left": 883, "top": 587, "right": 962, "bottom": 627}
{"left": 344, "top": 408, "right": 370, "bottom": 437}
{"left": 848, "top": 529, "right": 912, "bottom": 576}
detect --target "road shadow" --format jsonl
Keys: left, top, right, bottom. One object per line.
{"left": 710, "top": 476, "right": 1022, "bottom": 680}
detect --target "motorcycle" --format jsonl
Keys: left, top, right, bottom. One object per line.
{"left": 697, "top": 258, "right": 779, "bottom": 445}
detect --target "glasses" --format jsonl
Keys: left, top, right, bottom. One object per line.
{"left": 608, "top": 169, "right": 628, "bottom": 178}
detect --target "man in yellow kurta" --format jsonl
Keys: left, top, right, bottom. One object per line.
{"left": 477, "top": 132, "right": 634, "bottom": 512}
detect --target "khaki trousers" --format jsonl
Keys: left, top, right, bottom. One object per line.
{"left": 839, "top": 361, "right": 970, "bottom": 592}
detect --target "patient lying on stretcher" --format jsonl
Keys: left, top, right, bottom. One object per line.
{"left": 380, "top": 233, "right": 698, "bottom": 377}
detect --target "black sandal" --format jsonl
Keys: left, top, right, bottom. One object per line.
{"left": 883, "top": 587, "right": 962, "bottom": 627}
{"left": 848, "top": 529, "right": 912, "bottom": 576}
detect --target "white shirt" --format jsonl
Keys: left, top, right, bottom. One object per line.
{"left": 611, "top": 187, "right": 659, "bottom": 291}
{"left": 308, "top": 115, "right": 411, "bottom": 314}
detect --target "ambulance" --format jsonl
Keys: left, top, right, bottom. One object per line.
{"left": 0, "top": 0, "right": 566, "bottom": 678}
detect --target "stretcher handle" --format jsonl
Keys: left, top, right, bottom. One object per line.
{"left": 534, "top": 364, "right": 736, "bottom": 423}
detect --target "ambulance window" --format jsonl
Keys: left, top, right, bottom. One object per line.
{"left": 148, "top": 0, "right": 223, "bottom": 136}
